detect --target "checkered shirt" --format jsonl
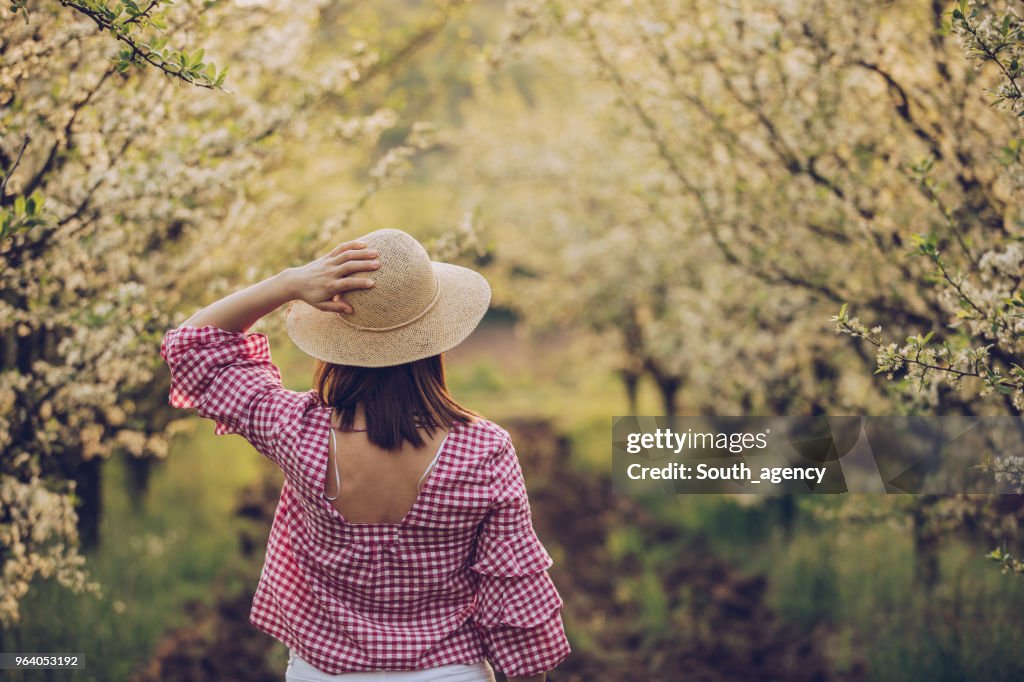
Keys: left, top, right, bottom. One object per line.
{"left": 159, "top": 325, "right": 571, "bottom": 677}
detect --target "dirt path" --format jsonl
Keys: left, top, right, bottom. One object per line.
{"left": 507, "top": 418, "right": 859, "bottom": 682}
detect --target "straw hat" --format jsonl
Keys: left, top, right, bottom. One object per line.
{"left": 285, "top": 228, "right": 491, "bottom": 367}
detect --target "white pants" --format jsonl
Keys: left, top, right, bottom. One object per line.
{"left": 285, "top": 651, "right": 497, "bottom": 682}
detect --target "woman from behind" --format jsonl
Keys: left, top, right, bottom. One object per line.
{"left": 160, "top": 229, "right": 570, "bottom": 681}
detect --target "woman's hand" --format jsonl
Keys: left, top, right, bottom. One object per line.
{"left": 286, "top": 240, "right": 379, "bottom": 314}
{"left": 179, "top": 240, "right": 379, "bottom": 333}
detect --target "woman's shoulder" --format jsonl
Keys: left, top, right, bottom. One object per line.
{"left": 271, "top": 390, "right": 330, "bottom": 438}
{"left": 458, "top": 415, "right": 512, "bottom": 451}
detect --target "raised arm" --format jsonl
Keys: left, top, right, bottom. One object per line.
{"left": 159, "top": 241, "right": 380, "bottom": 459}
{"left": 181, "top": 240, "right": 379, "bottom": 332}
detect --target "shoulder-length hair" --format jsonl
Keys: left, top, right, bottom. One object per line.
{"left": 313, "top": 353, "right": 479, "bottom": 450}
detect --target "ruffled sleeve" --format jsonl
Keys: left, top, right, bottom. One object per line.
{"left": 159, "top": 325, "right": 312, "bottom": 460}
{"left": 468, "top": 434, "right": 571, "bottom": 677}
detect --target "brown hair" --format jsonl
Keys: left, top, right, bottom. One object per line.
{"left": 313, "top": 353, "right": 479, "bottom": 450}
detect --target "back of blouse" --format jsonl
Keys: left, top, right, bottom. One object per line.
{"left": 322, "top": 421, "right": 451, "bottom": 524}
{"left": 160, "top": 324, "right": 571, "bottom": 678}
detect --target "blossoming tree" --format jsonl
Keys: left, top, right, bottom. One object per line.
{"left": 0, "top": 0, "right": 471, "bottom": 626}
{"left": 442, "top": 0, "right": 1023, "bottom": 581}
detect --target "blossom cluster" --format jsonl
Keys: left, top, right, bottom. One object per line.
{"left": 0, "top": 0, "right": 427, "bottom": 624}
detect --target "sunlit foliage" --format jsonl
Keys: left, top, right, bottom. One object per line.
{"left": 0, "top": 0, "right": 464, "bottom": 625}
{"left": 456, "top": 0, "right": 1022, "bottom": 419}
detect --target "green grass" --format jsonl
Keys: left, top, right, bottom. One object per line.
{"left": 649, "top": 492, "right": 1024, "bottom": 680}
{"left": 8, "top": 427, "right": 272, "bottom": 682}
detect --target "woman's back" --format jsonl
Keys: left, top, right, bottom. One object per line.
{"left": 251, "top": 399, "right": 565, "bottom": 675}
{"left": 324, "top": 411, "right": 453, "bottom": 525}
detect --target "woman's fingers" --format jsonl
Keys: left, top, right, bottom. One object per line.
{"left": 334, "top": 257, "right": 379, "bottom": 276}
{"left": 315, "top": 298, "right": 354, "bottom": 314}
{"left": 318, "top": 279, "right": 374, "bottom": 314}
{"left": 326, "top": 240, "right": 367, "bottom": 258}
{"left": 331, "top": 277, "right": 375, "bottom": 294}
{"left": 329, "top": 246, "right": 377, "bottom": 264}
{"left": 308, "top": 244, "right": 377, "bottom": 313}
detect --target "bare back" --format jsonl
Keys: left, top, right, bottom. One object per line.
{"left": 324, "top": 414, "right": 452, "bottom": 524}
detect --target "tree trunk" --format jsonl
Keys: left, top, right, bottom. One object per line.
{"left": 912, "top": 495, "right": 940, "bottom": 590}
{"left": 1, "top": 327, "right": 15, "bottom": 370}
{"left": 776, "top": 495, "right": 796, "bottom": 539}
{"left": 656, "top": 375, "right": 681, "bottom": 416}
{"left": 620, "top": 369, "right": 640, "bottom": 414}
{"left": 73, "top": 457, "right": 103, "bottom": 550}
{"left": 124, "top": 453, "right": 153, "bottom": 510}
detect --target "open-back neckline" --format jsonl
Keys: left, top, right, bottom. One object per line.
{"left": 317, "top": 411, "right": 457, "bottom": 528}
{"left": 324, "top": 426, "right": 447, "bottom": 497}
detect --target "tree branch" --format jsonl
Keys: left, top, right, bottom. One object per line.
{"left": 0, "top": 135, "right": 30, "bottom": 203}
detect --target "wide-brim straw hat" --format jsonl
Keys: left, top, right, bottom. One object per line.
{"left": 285, "top": 228, "right": 491, "bottom": 367}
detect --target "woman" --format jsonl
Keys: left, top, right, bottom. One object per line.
{"left": 160, "top": 229, "right": 570, "bottom": 682}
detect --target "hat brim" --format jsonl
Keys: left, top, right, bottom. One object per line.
{"left": 285, "top": 262, "right": 491, "bottom": 368}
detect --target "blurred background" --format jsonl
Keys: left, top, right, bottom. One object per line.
{"left": 2, "top": 0, "right": 1024, "bottom": 679}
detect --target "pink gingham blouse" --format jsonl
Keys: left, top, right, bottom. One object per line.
{"left": 159, "top": 325, "right": 571, "bottom": 677}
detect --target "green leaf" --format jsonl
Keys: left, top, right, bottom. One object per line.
{"left": 214, "top": 64, "right": 229, "bottom": 86}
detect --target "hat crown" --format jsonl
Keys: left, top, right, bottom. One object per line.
{"left": 341, "top": 229, "right": 439, "bottom": 331}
